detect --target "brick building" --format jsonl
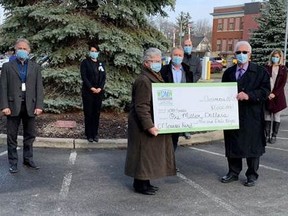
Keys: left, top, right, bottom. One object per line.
{"left": 210, "top": 2, "right": 262, "bottom": 57}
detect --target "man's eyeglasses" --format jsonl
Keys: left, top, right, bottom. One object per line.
{"left": 235, "top": 51, "right": 248, "bottom": 55}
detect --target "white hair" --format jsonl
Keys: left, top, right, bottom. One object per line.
{"left": 234, "top": 41, "right": 252, "bottom": 53}
{"left": 15, "top": 38, "right": 31, "bottom": 52}
{"left": 143, "top": 48, "right": 161, "bottom": 62}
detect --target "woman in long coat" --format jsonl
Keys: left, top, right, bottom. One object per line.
{"left": 264, "top": 49, "right": 287, "bottom": 144}
{"left": 125, "top": 48, "right": 176, "bottom": 195}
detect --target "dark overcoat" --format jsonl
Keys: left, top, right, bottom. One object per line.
{"left": 0, "top": 60, "right": 44, "bottom": 117}
{"left": 124, "top": 67, "right": 176, "bottom": 180}
{"left": 222, "top": 62, "right": 270, "bottom": 158}
{"left": 265, "top": 65, "right": 287, "bottom": 113}
{"left": 160, "top": 61, "right": 193, "bottom": 83}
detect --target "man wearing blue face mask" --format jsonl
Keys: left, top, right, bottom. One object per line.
{"left": 221, "top": 41, "right": 270, "bottom": 187}
{"left": 182, "top": 39, "right": 202, "bottom": 140}
{"left": 160, "top": 47, "right": 193, "bottom": 152}
{"left": 0, "top": 38, "right": 44, "bottom": 173}
{"left": 80, "top": 44, "right": 106, "bottom": 143}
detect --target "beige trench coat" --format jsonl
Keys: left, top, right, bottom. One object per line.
{"left": 125, "top": 67, "right": 176, "bottom": 180}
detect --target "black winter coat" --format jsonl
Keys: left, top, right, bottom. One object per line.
{"left": 222, "top": 62, "right": 270, "bottom": 158}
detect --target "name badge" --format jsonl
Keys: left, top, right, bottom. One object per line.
{"left": 22, "top": 83, "right": 26, "bottom": 91}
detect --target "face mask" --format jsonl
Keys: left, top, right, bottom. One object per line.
{"left": 271, "top": 56, "right": 280, "bottom": 64}
{"left": 16, "top": 50, "right": 29, "bottom": 61}
{"left": 184, "top": 46, "right": 192, "bottom": 54}
{"left": 150, "top": 62, "right": 162, "bottom": 73}
{"left": 172, "top": 56, "right": 183, "bottom": 65}
{"left": 89, "top": 51, "right": 99, "bottom": 59}
{"left": 236, "top": 53, "right": 248, "bottom": 64}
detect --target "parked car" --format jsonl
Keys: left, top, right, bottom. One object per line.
{"left": 210, "top": 60, "right": 223, "bottom": 73}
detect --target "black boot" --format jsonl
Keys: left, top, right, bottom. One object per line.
{"left": 270, "top": 121, "right": 280, "bottom": 144}
{"left": 133, "top": 179, "right": 155, "bottom": 195}
{"left": 265, "top": 121, "right": 271, "bottom": 143}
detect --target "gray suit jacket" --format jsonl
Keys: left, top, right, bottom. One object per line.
{"left": 0, "top": 59, "right": 44, "bottom": 117}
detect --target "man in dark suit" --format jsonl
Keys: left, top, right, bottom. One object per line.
{"left": 0, "top": 38, "right": 44, "bottom": 173}
{"left": 221, "top": 41, "right": 270, "bottom": 187}
{"left": 160, "top": 46, "right": 193, "bottom": 151}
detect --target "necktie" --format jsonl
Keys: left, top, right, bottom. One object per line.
{"left": 237, "top": 68, "right": 244, "bottom": 80}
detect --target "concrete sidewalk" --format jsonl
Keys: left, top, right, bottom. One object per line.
{"left": 0, "top": 130, "right": 224, "bottom": 149}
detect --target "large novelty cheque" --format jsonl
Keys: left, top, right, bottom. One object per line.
{"left": 152, "top": 82, "right": 239, "bottom": 134}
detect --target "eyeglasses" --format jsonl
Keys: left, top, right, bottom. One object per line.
{"left": 235, "top": 51, "right": 248, "bottom": 55}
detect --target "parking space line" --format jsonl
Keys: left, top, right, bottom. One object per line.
{"left": 0, "top": 150, "right": 7, "bottom": 156}
{"left": 177, "top": 172, "right": 244, "bottom": 216}
{"left": 266, "top": 146, "right": 288, "bottom": 152}
{"left": 189, "top": 147, "right": 288, "bottom": 175}
{"left": 59, "top": 150, "right": 77, "bottom": 199}
{"left": 0, "top": 147, "right": 20, "bottom": 157}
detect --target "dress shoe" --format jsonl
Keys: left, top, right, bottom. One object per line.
{"left": 134, "top": 188, "right": 156, "bottom": 195}
{"left": 87, "top": 138, "right": 93, "bottom": 142}
{"left": 148, "top": 184, "right": 159, "bottom": 191}
{"left": 23, "top": 161, "right": 40, "bottom": 170}
{"left": 93, "top": 136, "right": 99, "bottom": 142}
{"left": 221, "top": 174, "right": 238, "bottom": 183}
{"left": 9, "top": 164, "right": 18, "bottom": 173}
{"left": 244, "top": 178, "right": 256, "bottom": 187}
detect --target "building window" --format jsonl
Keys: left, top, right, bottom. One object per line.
{"left": 229, "top": 23, "right": 234, "bottom": 31}
{"left": 217, "top": 40, "right": 221, "bottom": 51}
{"left": 228, "top": 39, "right": 233, "bottom": 51}
{"left": 217, "top": 24, "right": 223, "bottom": 31}
{"left": 240, "top": 18, "right": 243, "bottom": 30}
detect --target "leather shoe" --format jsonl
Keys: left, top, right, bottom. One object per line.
{"left": 244, "top": 179, "right": 256, "bottom": 187}
{"left": 93, "top": 137, "right": 99, "bottom": 142}
{"left": 134, "top": 188, "right": 156, "bottom": 195}
{"left": 23, "top": 161, "right": 40, "bottom": 170}
{"left": 9, "top": 164, "right": 18, "bottom": 173}
{"left": 88, "top": 138, "right": 93, "bottom": 142}
{"left": 148, "top": 184, "right": 159, "bottom": 192}
{"left": 221, "top": 174, "right": 238, "bottom": 183}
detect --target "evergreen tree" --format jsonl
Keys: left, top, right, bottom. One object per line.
{"left": 250, "top": 0, "right": 287, "bottom": 65}
{"left": 0, "top": 0, "right": 175, "bottom": 112}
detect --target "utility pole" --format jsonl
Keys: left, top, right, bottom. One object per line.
{"left": 179, "top": 19, "right": 183, "bottom": 46}
{"left": 284, "top": 0, "right": 288, "bottom": 65}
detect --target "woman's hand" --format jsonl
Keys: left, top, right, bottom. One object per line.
{"left": 268, "top": 93, "right": 275, "bottom": 100}
{"left": 148, "top": 127, "right": 159, "bottom": 136}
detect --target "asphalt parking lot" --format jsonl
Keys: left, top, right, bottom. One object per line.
{"left": 1, "top": 113, "right": 288, "bottom": 216}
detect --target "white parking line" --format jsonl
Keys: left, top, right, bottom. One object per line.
{"left": 0, "top": 147, "right": 20, "bottom": 157}
{"left": 266, "top": 146, "right": 288, "bottom": 152}
{"left": 177, "top": 172, "right": 245, "bottom": 216}
{"left": 59, "top": 150, "right": 77, "bottom": 199}
{"left": 189, "top": 147, "right": 288, "bottom": 175}
{"left": 0, "top": 150, "right": 7, "bottom": 156}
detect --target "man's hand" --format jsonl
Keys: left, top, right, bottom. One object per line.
{"left": 34, "top": 108, "right": 43, "bottom": 116}
{"left": 148, "top": 127, "right": 159, "bottom": 136}
{"left": 2, "top": 108, "right": 11, "bottom": 116}
{"left": 236, "top": 91, "right": 249, "bottom": 101}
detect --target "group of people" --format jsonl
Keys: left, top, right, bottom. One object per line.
{"left": 0, "top": 38, "right": 286, "bottom": 196}
{"left": 125, "top": 40, "right": 287, "bottom": 195}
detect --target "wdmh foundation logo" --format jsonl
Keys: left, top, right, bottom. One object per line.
{"left": 157, "top": 89, "right": 173, "bottom": 105}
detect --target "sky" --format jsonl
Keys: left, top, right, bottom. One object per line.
{"left": 0, "top": 1, "right": 264, "bottom": 25}
{"left": 165, "top": 0, "right": 263, "bottom": 24}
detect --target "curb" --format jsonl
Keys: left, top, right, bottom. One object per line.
{"left": 0, "top": 131, "right": 224, "bottom": 149}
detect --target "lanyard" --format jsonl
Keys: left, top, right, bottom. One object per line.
{"left": 17, "top": 62, "right": 28, "bottom": 83}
